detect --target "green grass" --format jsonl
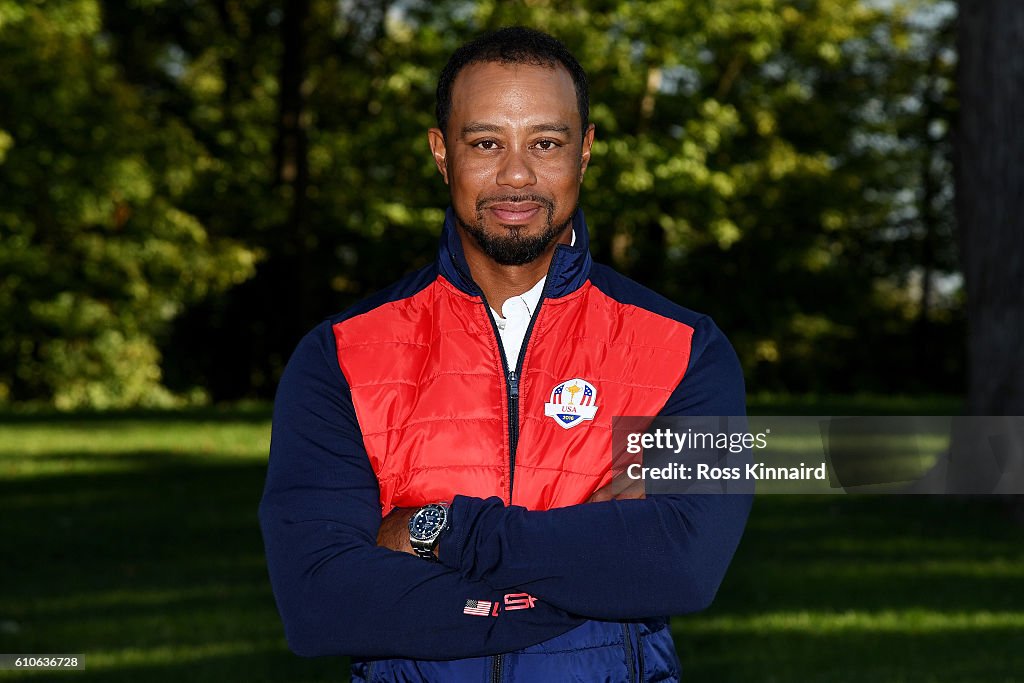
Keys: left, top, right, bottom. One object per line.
{"left": 0, "top": 409, "right": 341, "bottom": 682}
{"left": 676, "top": 496, "right": 1024, "bottom": 682}
{"left": 1, "top": 399, "right": 1021, "bottom": 682}
{"left": 747, "top": 393, "right": 965, "bottom": 416}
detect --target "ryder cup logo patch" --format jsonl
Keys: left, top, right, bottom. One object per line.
{"left": 544, "top": 378, "right": 598, "bottom": 429}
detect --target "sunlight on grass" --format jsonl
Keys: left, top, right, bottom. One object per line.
{"left": 0, "top": 419, "right": 271, "bottom": 478}
{"left": 683, "top": 609, "right": 1024, "bottom": 634}
{"left": 756, "top": 558, "right": 1024, "bottom": 580}
{"left": 763, "top": 434, "right": 950, "bottom": 454}
{"left": 81, "top": 639, "right": 284, "bottom": 669}
{"left": 17, "top": 582, "right": 270, "bottom": 616}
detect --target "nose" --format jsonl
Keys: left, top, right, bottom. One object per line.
{"left": 496, "top": 148, "right": 537, "bottom": 189}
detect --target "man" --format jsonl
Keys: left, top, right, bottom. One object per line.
{"left": 259, "top": 26, "right": 751, "bottom": 682}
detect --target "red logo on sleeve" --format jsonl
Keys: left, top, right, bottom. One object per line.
{"left": 503, "top": 593, "right": 538, "bottom": 611}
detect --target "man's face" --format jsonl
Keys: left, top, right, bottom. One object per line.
{"left": 428, "top": 61, "right": 595, "bottom": 266}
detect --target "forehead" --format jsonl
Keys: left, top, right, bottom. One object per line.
{"left": 448, "top": 61, "right": 579, "bottom": 132}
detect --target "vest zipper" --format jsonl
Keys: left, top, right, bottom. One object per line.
{"left": 507, "top": 369, "right": 520, "bottom": 495}
{"left": 479, "top": 291, "right": 545, "bottom": 502}
{"left": 635, "top": 623, "right": 645, "bottom": 681}
{"left": 622, "top": 623, "right": 638, "bottom": 683}
{"left": 507, "top": 296, "right": 543, "bottom": 498}
{"left": 480, "top": 287, "right": 546, "bottom": 683}
{"left": 491, "top": 653, "right": 503, "bottom": 683}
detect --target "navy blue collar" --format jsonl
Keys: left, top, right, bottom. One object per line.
{"left": 438, "top": 207, "right": 593, "bottom": 299}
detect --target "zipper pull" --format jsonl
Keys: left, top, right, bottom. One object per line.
{"left": 508, "top": 370, "right": 519, "bottom": 399}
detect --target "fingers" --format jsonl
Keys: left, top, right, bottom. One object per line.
{"left": 610, "top": 477, "right": 646, "bottom": 500}
{"left": 586, "top": 474, "right": 646, "bottom": 503}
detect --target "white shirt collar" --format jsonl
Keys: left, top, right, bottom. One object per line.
{"left": 489, "top": 227, "right": 573, "bottom": 317}
{"left": 513, "top": 275, "right": 546, "bottom": 317}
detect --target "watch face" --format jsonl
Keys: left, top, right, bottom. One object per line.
{"left": 409, "top": 504, "right": 447, "bottom": 541}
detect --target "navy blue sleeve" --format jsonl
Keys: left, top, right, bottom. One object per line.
{"left": 258, "top": 322, "right": 585, "bottom": 659}
{"left": 437, "top": 316, "right": 752, "bottom": 620}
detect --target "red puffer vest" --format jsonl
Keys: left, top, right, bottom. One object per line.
{"left": 332, "top": 209, "right": 694, "bottom": 515}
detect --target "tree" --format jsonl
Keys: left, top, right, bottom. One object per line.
{"left": 0, "top": 0, "right": 256, "bottom": 408}
{"left": 472, "top": 0, "right": 962, "bottom": 393}
{"left": 1, "top": 0, "right": 968, "bottom": 405}
{"left": 956, "top": 0, "right": 1024, "bottom": 415}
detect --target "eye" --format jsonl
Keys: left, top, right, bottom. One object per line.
{"left": 473, "top": 139, "right": 500, "bottom": 150}
{"left": 534, "top": 139, "right": 560, "bottom": 151}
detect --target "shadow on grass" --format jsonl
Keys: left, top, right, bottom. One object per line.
{"left": 676, "top": 625, "right": 1024, "bottom": 682}
{"left": 0, "top": 451, "right": 343, "bottom": 682}
{"left": 717, "top": 496, "right": 1024, "bottom": 613}
{"left": 1, "top": 449, "right": 1022, "bottom": 682}
{"left": 677, "top": 495, "right": 1024, "bottom": 681}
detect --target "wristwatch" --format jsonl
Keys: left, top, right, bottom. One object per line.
{"left": 408, "top": 502, "right": 450, "bottom": 560}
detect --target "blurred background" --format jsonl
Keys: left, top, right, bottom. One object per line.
{"left": 1, "top": 0, "right": 1021, "bottom": 681}
{"left": 0, "top": 0, "right": 977, "bottom": 408}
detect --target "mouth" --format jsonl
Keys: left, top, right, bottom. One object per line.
{"left": 485, "top": 202, "right": 542, "bottom": 224}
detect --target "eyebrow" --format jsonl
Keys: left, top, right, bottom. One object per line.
{"left": 460, "top": 122, "right": 572, "bottom": 137}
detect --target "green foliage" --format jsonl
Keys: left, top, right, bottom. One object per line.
{"left": 0, "top": 0, "right": 962, "bottom": 404}
{"left": 0, "top": 1, "right": 257, "bottom": 408}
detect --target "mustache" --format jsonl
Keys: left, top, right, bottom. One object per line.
{"left": 476, "top": 195, "right": 554, "bottom": 212}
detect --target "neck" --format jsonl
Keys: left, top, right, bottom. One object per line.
{"left": 454, "top": 214, "right": 577, "bottom": 309}
{"left": 459, "top": 229, "right": 571, "bottom": 311}
{"left": 466, "top": 253, "right": 550, "bottom": 311}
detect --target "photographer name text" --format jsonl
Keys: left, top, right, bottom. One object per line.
{"left": 626, "top": 462, "right": 828, "bottom": 481}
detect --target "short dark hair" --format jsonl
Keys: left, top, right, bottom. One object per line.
{"left": 435, "top": 26, "right": 590, "bottom": 139}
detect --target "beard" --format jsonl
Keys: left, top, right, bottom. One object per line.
{"left": 456, "top": 194, "right": 573, "bottom": 266}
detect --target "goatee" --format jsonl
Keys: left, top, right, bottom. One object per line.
{"left": 457, "top": 195, "right": 573, "bottom": 266}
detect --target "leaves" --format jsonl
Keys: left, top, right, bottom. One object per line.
{"left": 0, "top": 0, "right": 257, "bottom": 407}
{"left": 0, "top": 0, "right": 962, "bottom": 405}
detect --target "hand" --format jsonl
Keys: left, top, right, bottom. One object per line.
{"left": 377, "top": 507, "right": 417, "bottom": 555}
{"left": 586, "top": 472, "right": 646, "bottom": 503}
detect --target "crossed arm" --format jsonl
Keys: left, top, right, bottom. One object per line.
{"left": 259, "top": 319, "right": 751, "bottom": 659}
{"left": 376, "top": 473, "right": 645, "bottom": 556}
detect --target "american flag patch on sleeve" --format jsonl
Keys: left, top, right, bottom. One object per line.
{"left": 462, "top": 599, "right": 493, "bottom": 616}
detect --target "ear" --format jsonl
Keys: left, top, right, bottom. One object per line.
{"left": 427, "top": 128, "right": 449, "bottom": 185}
{"left": 579, "top": 123, "right": 596, "bottom": 182}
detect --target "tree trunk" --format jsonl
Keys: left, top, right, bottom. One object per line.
{"left": 956, "top": 1, "right": 1024, "bottom": 416}
{"left": 274, "top": 0, "right": 311, "bottom": 217}
{"left": 954, "top": 1, "right": 1024, "bottom": 508}
{"left": 274, "top": 1, "right": 313, "bottom": 265}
